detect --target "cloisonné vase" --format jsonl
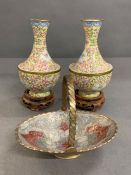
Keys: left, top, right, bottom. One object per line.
{"left": 18, "top": 19, "right": 61, "bottom": 99}
{"left": 69, "top": 19, "right": 113, "bottom": 99}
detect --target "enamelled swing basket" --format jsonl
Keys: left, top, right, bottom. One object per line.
{"left": 16, "top": 75, "right": 117, "bottom": 159}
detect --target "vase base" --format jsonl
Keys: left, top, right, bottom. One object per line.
{"left": 75, "top": 90, "right": 105, "bottom": 111}
{"left": 78, "top": 90, "right": 100, "bottom": 99}
{"left": 29, "top": 90, "right": 51, "bottom": 98}
{"left": 22, "top": 89, "right": 54, "bottom": 111}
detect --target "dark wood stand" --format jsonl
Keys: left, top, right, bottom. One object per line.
{"left": 22, "top": 89, "right": 54, "bottom": 111}
{"left": 75, "top": 90, "right": 105, "bottom": 111}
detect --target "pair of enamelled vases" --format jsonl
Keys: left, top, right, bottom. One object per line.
{"left": 16, "top": 18, "right": 117, "bottom": 160}
{"left": 18, "top": 18, "right": 113, "bottom": 111}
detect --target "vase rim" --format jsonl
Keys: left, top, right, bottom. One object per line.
{"left": 81, "top": 19, "right": 104, "bottom": 22}
{"left": 31, "top": 18, "right": 50, "bottom": 22}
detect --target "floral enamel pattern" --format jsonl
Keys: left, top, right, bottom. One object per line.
{"left": 17, "top": 111, "right": 117, "bottom": 153}
{"left": 18, "top": 71, "right": 60, "bottom": 97}
{"left": 70, "top": 72, "right": 112, "bottom": 91}
{"left": 69, "top": 20, "right": 112, "bottom": 74}
{"left": 18, "top": 20, "right": 60, "bottom": 73}
{"left": 21, "top": 131, "right": 44, "bottom": 147}
{"left": 86, "top": 124, "right": 110, "bottom": 144}
{"left": 18, "top": 19, "right": 60, "bottom": 98}
{"left": 69, "top": 19, "right": 113, "bottom": 96}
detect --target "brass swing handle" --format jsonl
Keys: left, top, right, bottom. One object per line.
{"left": 61, "top": 75, "right": 76, "bottom": 148}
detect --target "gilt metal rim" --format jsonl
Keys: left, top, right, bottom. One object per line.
{"left": 31, "top": 18, "right": 49, "bottom": 22}
{"left": 18, "top": 66, "right": 61, "bottom": 75}
{"left": 69, "top": 68, "right": 113, "bottom": 77}
{"left": 81, "top": 18, "right": 104, "bottom": 22}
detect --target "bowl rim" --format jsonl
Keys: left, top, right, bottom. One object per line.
{"left": 15, "top": 110, "right": 118, "bottom": 154}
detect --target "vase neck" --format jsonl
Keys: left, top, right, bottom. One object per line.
{"left": 83, "top": 20, "right": 102, "bottom": 48}
{"left": 31, "top": 20, "right": 50, "bottom": 49}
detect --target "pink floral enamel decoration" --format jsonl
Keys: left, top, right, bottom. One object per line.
{"left": 18, "top": 19, "right": 61, "bottom": 98}
{"left": 16, "top": 110, "right": 117, "bottom": 157}
{"left": 69, "top": 19, "right": 113, "bottom": 99}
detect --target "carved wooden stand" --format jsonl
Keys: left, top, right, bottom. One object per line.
{"left": 22, "top": 89, "right": 54, "bottom": 111}
{"left": 75, "top": 90, "right": 105, "bottom": 111}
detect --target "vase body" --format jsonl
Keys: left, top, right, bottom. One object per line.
{"left": 69, "top": 19, "right": 113, "bottom": 98}
{"left": 18, "top": 19, "right": 60, "bottom": 98}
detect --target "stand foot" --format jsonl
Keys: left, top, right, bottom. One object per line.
{"left": 55, "top": 153, "right": 80, "bottom": 159}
